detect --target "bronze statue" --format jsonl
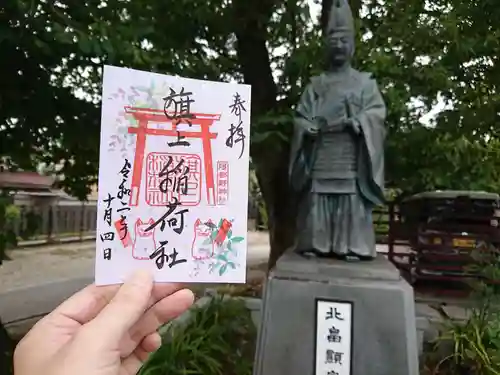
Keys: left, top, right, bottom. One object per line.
{"left": 288, "top": 0, "right": 386, "bottom": 260}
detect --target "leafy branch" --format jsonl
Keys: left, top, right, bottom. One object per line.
{"left": 203, "top": 219, "right": 244, "bottom": 276}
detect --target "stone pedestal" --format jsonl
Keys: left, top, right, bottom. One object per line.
{"left": 253, "top": 251, "right": 419, "bottom": 375}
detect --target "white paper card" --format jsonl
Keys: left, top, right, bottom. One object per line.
{"left": 315, "top": 299, "right": 353, "bottom": 375}
{"left": 95, "top": 65, "right": 251, "bottom": 285}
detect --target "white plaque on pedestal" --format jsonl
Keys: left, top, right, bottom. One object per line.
{"left": 315, "top": 299, "right": 353, "bottom": 375}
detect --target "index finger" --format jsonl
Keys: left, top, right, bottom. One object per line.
{"left": 47, "top": 281, "right": 184, "bottom": 326}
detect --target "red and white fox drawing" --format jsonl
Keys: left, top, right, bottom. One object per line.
{"left": 132, "top": 218, "right": 157, "bottom": 260}
{"left": 191, "top": 219, "right": 215, "bottom": 260}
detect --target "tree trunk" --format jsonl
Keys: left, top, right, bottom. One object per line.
{"left": 258, "top": 149, "right": 297, "bottom": 270}
{"left": 320, "top": 0, "right": 333, "bottom": 33}
{"left": 233, "top": 0, "right": 365, "bottom": 272}
{"left": 233, "top": 0, "right": 298, "bottom": 271}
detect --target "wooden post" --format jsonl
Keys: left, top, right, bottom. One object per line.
{"left": 50, "top": 201, "right": 60, "bottom": 243}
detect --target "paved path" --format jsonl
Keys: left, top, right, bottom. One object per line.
{"left": 0, "top": 232, "right": 270, "bottom": 331}
{"left": 1, "top": 234, "right": 467, "bottom": 341}
{"left": 0, "top": 231, "right": 270, "bottom": 292}
{"left": 0, "top": 235, "right": 403, "bottom": 295}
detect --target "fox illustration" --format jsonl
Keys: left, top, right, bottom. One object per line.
{"left": 191, "top": 219, "right": 215, "bottom": 260}
{"left": 132, "top": 218, "right": 157, "bottom": 260}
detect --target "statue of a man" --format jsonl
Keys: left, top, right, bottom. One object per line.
{"left": 288, "top": 0, "right": 386, "bottom": 260}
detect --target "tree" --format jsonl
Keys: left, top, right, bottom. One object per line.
{"left": 0, "top": 0, "right": 157, "bottom": 198}
{"left": 359, "top": 0, "right": 500, "bottom": 194}
{"left": 2, "top": 0, "right": 500, "bottom": 270}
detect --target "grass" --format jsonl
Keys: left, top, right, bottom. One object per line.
{"left": 140, "top": 296, "right": 256, "bottom": 375}
{"left": 212, "top": 278, "right": 264, "bottom": 298}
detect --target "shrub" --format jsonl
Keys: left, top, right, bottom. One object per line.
{"left": 0, "top": 194, "right": 20, "bottom": 264}
{"left": 140, "top": 296, "right": 257, "bottom": 375}
{"left": 424, "top": 245, "right": 500, "bottom": 375}
{"left": 429, "top": 309, "right": 500, "bottom": 375}
{"left": 0, "top": 193, "right": 19, "bottom": 375}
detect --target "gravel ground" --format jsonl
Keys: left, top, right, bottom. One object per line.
{"left": 0, "top": 243, "right": 95, "bottom": 292}
{"left": 0, "top": 231, "right": 270, "bottom": 292}
{"left": 0, "top": 235, "right": 404, "bottom": 293}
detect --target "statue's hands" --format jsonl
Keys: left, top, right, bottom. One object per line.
{"left": 296, "top": 117, "right": 319, "bottom": 137}
{"left": 311, "top": 116, "right": 360, "bottom": 134}
{"left": 307, "top": 116, "right": 325, "bottom": 136}
{"left": 324, "top": 119, "right": 346, "bottom": 133}
{"left": 344, "top": 118, "right": 361, "bottom": 134}
{"left": 308, "top": 126, "right": 320, "bottom": 136}
{"left": 311, "top": 116, "right": 327, "bottom": 135}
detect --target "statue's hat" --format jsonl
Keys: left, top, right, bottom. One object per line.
{"left": 327, "top": 0, "right": 354, "bottom": 33}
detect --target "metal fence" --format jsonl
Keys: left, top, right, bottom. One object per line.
{"left": 12, "top": 200, "right": 499, "bottom": 297}
{"left": 374, "top": 202, "right": 500, "bottom": 297}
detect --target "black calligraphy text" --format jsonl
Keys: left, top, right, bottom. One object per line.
{"left": 225, "top": 92, "right": 247, "bottom": 159}
{"left": 149, "top": 241, "right": 188, "bottom": 270}
{"left": 168, "top": 130, "right": 190, "bottom": 147}
{"left": 163, "top": 87, "right": 195, "bottom": 126}
{"left": 100, "top": 232, "right": 115, "bottom": 242}
{"left": 325, "top": 349, "right": 343, "bottom": 365}
{"left": 145, "top": 197, "right": 189, "bottom": 234}
{"left": 327, "top": 326, "right": 342, "bottom": 343}
{"left": 116, "top": 158, "right": 132, "bottom": 240}
{"left": 325, "top": 307, "right": 344, "bottom": 321}
{"left": 103, "top": 193, "right": 115, "bottom": 227}
{"left": 158, "top": 156, "right": 189, "bottom": 195}
{"left": 103, "top": 248, "right": 112, "bottom": 260}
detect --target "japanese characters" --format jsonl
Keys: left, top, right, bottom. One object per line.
{"left": 316, "top": 300, "right": 353, "bottom": 375}
{"left": 225, "top": 92, "right": 247, "bottom": 159}
{"left": 95, "top": 65, "right": 251, "bottom": 285}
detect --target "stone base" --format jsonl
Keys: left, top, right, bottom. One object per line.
{"left": 253, "top": 251, "right": 419, "bottom": 375}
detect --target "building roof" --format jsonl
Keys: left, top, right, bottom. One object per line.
{"left": 0, "top": 172, "right": 55, "bottom": 190}
{"left": 14, "top": 189, "right": 76, "bottom": 199}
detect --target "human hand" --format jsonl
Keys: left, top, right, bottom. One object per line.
{"left": 14, "top": 270, "right": 195, "bottom": 375}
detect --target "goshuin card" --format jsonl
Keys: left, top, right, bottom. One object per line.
{"left": 95, "top": 65, "right": 251, "bottom": 285}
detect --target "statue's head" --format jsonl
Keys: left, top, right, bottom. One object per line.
{"left": 325, "top": 0, "right": 355, "bottom": 68}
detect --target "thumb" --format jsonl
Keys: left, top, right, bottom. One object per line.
{"left": 86, "top": 270, "right": 154, "bottom": 344}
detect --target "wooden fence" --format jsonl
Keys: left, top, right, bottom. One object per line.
{"left": 12, "top": 199, "right": 263, "bottom": 246}
{"left": 12, "top": 202, "right": 97, "bottom": 246}
{"left": 10, "top": 201, "right": 392, "bottom": 247}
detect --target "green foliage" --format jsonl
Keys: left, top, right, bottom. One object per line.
{"left": 0, "top": 0, "right": 155, "bottom": 199}
{"left": 0, "top": 193, "right": 18, "bottom": 375}
{"left": 4, "top": 0, "right": 500, "bottom": 255}
{"left": 18, "top": 210, "right": 41, "bottom": 240}
{"left": 0, "top": 193, "right": 20, "bottom": 264}
{"left": 140, "top": 296, "right": 256, "bottom": 375}
{"left": 358, "top": 0, "right": 500, "bottom": 194}
{"left": 431, "top": 310, "right": 500, "bottom": 374}
{"left": 425, "top": 247, "right": 500, "bottom": 374}
{"left": 202, "top": 219, "right": 245, "bottom": 276}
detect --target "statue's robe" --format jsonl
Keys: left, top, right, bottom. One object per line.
{"left": 289, "top": 68, "right": 386, "bottom": 257}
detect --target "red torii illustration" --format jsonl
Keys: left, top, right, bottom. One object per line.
{"left": 125, "top": 106, "right": 220, "bottom": 207}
